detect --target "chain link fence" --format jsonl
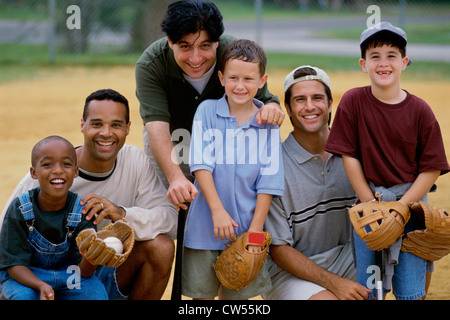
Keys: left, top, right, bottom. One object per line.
{"left": 0, "top": 0, "right": 171, "bottom": 59}
{"left": 0, "top": 0, "right": 449, "bottom": 63}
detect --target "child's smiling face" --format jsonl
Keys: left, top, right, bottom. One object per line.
{"left": 359, "top": 44, "right": 409, "bottom": 90}
{"left": 30, "top": 139, "right": 78, "bottom": 204}
{"left": 218, "top": 58, "right": 267, "bottom": 109}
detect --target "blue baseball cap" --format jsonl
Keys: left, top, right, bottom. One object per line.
{"left": 360, "top": 21, "right": 411, "bottom": 65}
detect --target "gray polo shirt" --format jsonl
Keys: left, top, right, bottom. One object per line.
{"left": 265, "top": 133, "right": 357, "bottom": 259}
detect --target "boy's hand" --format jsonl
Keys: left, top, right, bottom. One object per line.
{"left": 211, "top": 208, "right": 238, "bottom": 240}
{"left": 247, "top": 245, "right": 263, "bottom": 253}
{"left": 39, "top": 283, "right": 54, "bottom": 300}
{"left": 391, "top": 209, "right": 407, "bottom": 224}
{"left": 348, "top": 201, "right": 410, "bottom": 251}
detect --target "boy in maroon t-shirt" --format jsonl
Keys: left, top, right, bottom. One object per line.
{"left": 325, "top": 22, "right": 449, "bottom": 300}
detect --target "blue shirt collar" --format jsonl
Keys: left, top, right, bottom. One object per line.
{"left": 216, "top": 94, "right": 265, "bottom": 128}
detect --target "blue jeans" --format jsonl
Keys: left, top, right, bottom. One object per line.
{"left": 353, "top": 182, "right": 430, "bottom": 300}
{"left": 0, "top": 267, "right": 108, "bottom": 300}
{"left": 353, "top": 230, "right": 427, "bottom": 300}
{"left": 95, "top": 266, "right": 128, "bottom": 300}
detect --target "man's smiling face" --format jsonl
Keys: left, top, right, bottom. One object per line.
{"left": 169, "top": 30, "right": 219, "bottom": 79}
{"left": 80, "top": 99, "right": 130, "bottom": 170}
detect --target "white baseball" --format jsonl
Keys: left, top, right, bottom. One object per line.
{"left": 103, "top": 237, "right": 123, "bottom": 254}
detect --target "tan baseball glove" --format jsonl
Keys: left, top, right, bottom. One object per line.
{"left": 349, "top": 201, "right": 410, "bottom": 251}
{"left": 214, "top": 231, "right": 271, "bottom": 291}
{"left": 401, "top": 202, "right": 450, "bottom": 261}
{"left": 76, "top": 219, "right": 135, "bottom": 268}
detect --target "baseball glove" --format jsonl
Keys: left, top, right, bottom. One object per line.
{"left": 76, "top": 219, "right": 135, "bottom": 268}
{"left": 401, "top": 202, "right": 450, "bottom": 261}
{"left": 349, "top": 201, "right": 410, "bottom": 251}
{"left": 214, "top": 231, "right": 271, "bottom": 291}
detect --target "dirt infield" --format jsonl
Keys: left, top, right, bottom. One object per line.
{"left": 0, "top": 66, "right": 449, "bottom": 299}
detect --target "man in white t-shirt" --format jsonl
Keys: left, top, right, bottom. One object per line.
{"left": 0, "top": 89, "right": 178, "bottom": 300}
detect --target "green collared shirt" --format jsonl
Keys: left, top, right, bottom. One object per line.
{"left": 135, "top": 35, "right": 279, "bottom": 134}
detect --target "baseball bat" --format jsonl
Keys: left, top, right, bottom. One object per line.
{"left": 375, "top": 250, "right": 383, "bottom": 300}
{"left": 171, "top": 207, "right": 186, "bottom": 300}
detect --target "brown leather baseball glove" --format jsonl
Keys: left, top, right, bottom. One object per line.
{"left": 76, "top": 219, "right": 135, "bottom": 268}
{"left": 401, "top": 202, "right": 450, "bottom": 261}
{"left": 349, "top": 201, "right": 410, "bottom": 251}
{"left": 214, "top": 231, "right": 271, "bottom": 291}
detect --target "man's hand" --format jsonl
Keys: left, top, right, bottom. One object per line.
{"left": 145, "top": 121, "right": 198, "bottom": 210}
{"left": 166, "top": 176, "right": 198, "bottom": 210}
{"left": 80, "top": 193, "right": 126, "bottom": 224}
{"left": 255, "top": 102, "right": 285, "bottom": 126}
{"left": 328, "top": 277, "right": 372, "bottom": 300}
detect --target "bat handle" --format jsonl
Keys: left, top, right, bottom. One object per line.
{"left": 376, "top": 280, "right": 383, "bottom": 300}
{"left": 171, "top": 206, "right": 187, "bottom": 300}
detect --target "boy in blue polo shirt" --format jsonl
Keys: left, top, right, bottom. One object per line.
{"left": 182, "top": 39, "right": 284, "bottom": 300}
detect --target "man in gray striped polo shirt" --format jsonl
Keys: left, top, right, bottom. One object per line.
{"left": 263, "top": 66, "right": 371, "bottom": 300}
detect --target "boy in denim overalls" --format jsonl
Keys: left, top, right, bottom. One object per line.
{"left": 0, "top": 136, "right": 107, "bottom": 300}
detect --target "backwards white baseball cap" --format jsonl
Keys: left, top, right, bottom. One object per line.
{"left": 284, "top": 65, "right": 331, "bottom": 93}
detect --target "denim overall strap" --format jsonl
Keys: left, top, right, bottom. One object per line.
{"left": 66, "top": 195, "right": 84, "bottom": 238}
{"left": 21, "top": 194, "right": 84, "bottom": 269}
{"left": 18, "top": 192, "right": 35, "bottom": 232}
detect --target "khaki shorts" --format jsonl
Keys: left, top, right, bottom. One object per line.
{"left": 182, "top": 247, "right": 272, "bottom": 300}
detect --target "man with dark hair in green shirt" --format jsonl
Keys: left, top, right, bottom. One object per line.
{"left": 135, "top": 0, "right": 284, "bottom": 210}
